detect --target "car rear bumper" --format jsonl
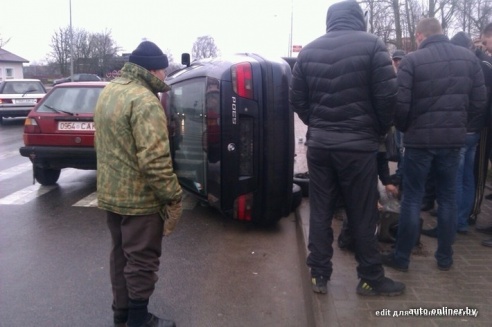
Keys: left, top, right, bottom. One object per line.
{"left": 19, "top": 146, "right": 96, "bottom": 170}
{"left": 0, "top": 105, "right": 34, "bottom": 117}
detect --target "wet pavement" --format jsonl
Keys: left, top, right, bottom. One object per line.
{"left": 293, "top": 116, "right": 492, "bottom": 326}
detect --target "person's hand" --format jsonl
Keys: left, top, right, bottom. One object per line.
{"left": 385, "top": 184, "right": 399, "bottom": 197}
{"left": 163, "top": 198, "right": 183, "bottom": 236}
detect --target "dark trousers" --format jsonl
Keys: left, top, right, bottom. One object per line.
{"left": 306, "top": 148, "right": 384, "bottom": 282}
{"left": 394, "top": 148, "right": 459, "bottom": 267}
{"left": 106, "top": 211, "right": 164, "bottom": 312}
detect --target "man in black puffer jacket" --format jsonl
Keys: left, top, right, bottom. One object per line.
{"left": 289, "top": 0, "right": 405, "bottom": 297}
{"left": 382, "top": 18, "right": 486, "bottom": 272}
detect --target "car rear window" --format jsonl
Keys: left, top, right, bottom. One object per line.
{"left": 37, "top": 87, "right": 103, "bottom": 114}
{"left": 0, "top": 81, "right": 45, "bottom": 94}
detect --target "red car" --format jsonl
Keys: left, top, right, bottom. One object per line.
{"left": 19, "top": 82, "right": 108, "bottom": 185}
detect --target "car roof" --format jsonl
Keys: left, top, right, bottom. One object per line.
{"left": 52, "top": 81, "right": 109, "bottom": 87}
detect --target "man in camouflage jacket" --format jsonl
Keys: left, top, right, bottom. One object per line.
{"left": 94, "top": 41, "right": 181, "bottom": 327}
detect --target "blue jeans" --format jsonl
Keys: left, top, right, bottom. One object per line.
{"left": 394, "top": 148, "right": 460, "bottom": 268}
{"left": 456, "top": 133, "right": 480, "bottom": 231}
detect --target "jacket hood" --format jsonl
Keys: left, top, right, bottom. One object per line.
{"left": 326, "top": 0, "right": 366, "bottom": 33}
{"left": 450, "top": 31, "right": 473, "bottom": 50}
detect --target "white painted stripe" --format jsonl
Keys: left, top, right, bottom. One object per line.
{"left": 0, "top": 168, "right": 79, "bottom": 205}
{"left": 0, "top": 162, "right": 32, "bottom": 182}
{"left": 0, "top": 150, "right": 22, "bottom": 160}
{"left": 73, "top": 192, "right": 98, "bottom": 207}
{"left": 0, "top": 184, "right": 57, "bottom": 204}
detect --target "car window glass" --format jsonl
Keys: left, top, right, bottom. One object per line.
{"left": 2, "top": 81, "right": 45, "bottom": 94}
{"left": 37, "top": 87, "right": 103, "bottom": 114}
{"left": 168, "top": 77, "right": 207, "bottom": 195}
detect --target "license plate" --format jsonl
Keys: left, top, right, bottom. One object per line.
{"left": 58, "top": 121, "right": 95, "bottom": 131}
{"left": 14, "top": 99, "right": 36, "bottom": 104}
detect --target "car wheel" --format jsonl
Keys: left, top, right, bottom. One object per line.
{"left": 34, "top": 166, "right": 61, "bottom": 185}
{"left": 291, "top": 183, "right": 302, "bottom": 212}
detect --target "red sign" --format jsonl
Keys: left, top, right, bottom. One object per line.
{"left": 292, "top": 45, "right": 303, "bottom": 52}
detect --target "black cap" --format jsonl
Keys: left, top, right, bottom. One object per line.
{"left": 392, "top": 50, "right": 405, "bottom": 60}
{"left": 129, "top": 41, "right": 169, "bottom": 71}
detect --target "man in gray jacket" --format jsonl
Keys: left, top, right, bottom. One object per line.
{"left": 290, "top": 0, "right": 405, "bottom": 296}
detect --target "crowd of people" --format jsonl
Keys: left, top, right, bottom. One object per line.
{"left": 290, "top": 0, "right": 492, "bottom": 297}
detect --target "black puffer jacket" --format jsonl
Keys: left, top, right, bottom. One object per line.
{"left": 395, "top": 34, "right": 487, "bottom": 148}
{"left": 289, "top": 0, "right": 397, "bottom": 152}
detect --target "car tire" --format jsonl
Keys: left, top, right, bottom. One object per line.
{"left": 291, "top": 183, "right": 302, "bottom": 212}
{"left": 34, "top": 166, "right": 61, "bottom": 186}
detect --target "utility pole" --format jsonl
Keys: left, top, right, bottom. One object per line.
{"left": 70, "top": 0, "right": 74, "bottom": 81}
{"left": 288, "top": 0, "right": 294, "bottom": 57}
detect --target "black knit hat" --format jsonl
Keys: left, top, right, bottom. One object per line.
{"left": 129, "top": 41, "right": 169, "bottom": 71}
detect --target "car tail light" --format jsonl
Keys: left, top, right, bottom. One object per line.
{"left": 0, "top": 99, "right": 13, "bottom": 104}
{"left": 234, "top": 193, "right": 253, "bottom": 221}
{"left": 231, "top": 62, "right": 253, "bottom": 99}
{"left": 23, "top": 118, "right": 41, "bottom": 134}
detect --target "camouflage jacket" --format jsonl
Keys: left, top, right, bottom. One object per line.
{"left": 94, "top": 62, "right": 182, "bottom": 215}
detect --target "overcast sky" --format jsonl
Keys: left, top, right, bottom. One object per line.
{"left": 1, "top": 0, "right": 339, "bottom": 65}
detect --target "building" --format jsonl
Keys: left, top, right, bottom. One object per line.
{"left": 0, "top": 48, "right": 29, "bottom": 81}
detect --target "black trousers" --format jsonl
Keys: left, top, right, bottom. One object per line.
{"left": 306, "top": 148, "right": 384, "bottom": 282}
{"left": 106, "top": 211, "right": 164, "bottom": 312}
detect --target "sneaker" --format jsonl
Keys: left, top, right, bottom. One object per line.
{"left": 356, "top": 277, "right": 405, "bottom": 296}
{"left": 311, "top": 276, "right": 328, "bottom": 294}
{"left": 381, "top": 253, "right": 408, "bottom": 272}
{"left": 138, "top": 313, "right": 176, "bottom": 327}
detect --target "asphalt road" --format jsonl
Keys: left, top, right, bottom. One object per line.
{"left": 0, "top": 118, "right": 313, "bottom": 327}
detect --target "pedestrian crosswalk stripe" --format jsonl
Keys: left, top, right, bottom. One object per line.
{"left": 0, "top": 168, "right": 79, "bottom": 205}
{"left": 0, "top": 150, "right": 22, "bottom": 160}
{"left": 73, "top": 192, "right": 98, "bottom": 207}
{"left": 0, "top": 162, "right": 32, "bottom": 182}
{"left": 0, "top": 184, "right": 57, "bottom": 204}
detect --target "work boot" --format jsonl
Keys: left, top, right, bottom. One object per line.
{"left": 356, "top": 277, "right": 405, "bottom": 296}
{"left": 113, "top": 304, "right": 128, "bottom": 327}
{"left": 311, "top": 275, "right": 328, "bottom": 294}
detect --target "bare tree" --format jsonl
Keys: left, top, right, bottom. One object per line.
{"left": 0, "top": 34, "right": 10, "bottom": 48}
{"left": 50, "top": 27, "right": 72, "bottom": 76}
{"left": 191, "top": 35, "right": 219, "bottom": 60}
{"left": 454, "top": 0, "right": 492, "bottom": 37}
{"left": 392, "top": 0, "right": 404, "bottom": 49}
{"left": 49, "top": 26, "right": 120, "bottom": 77}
